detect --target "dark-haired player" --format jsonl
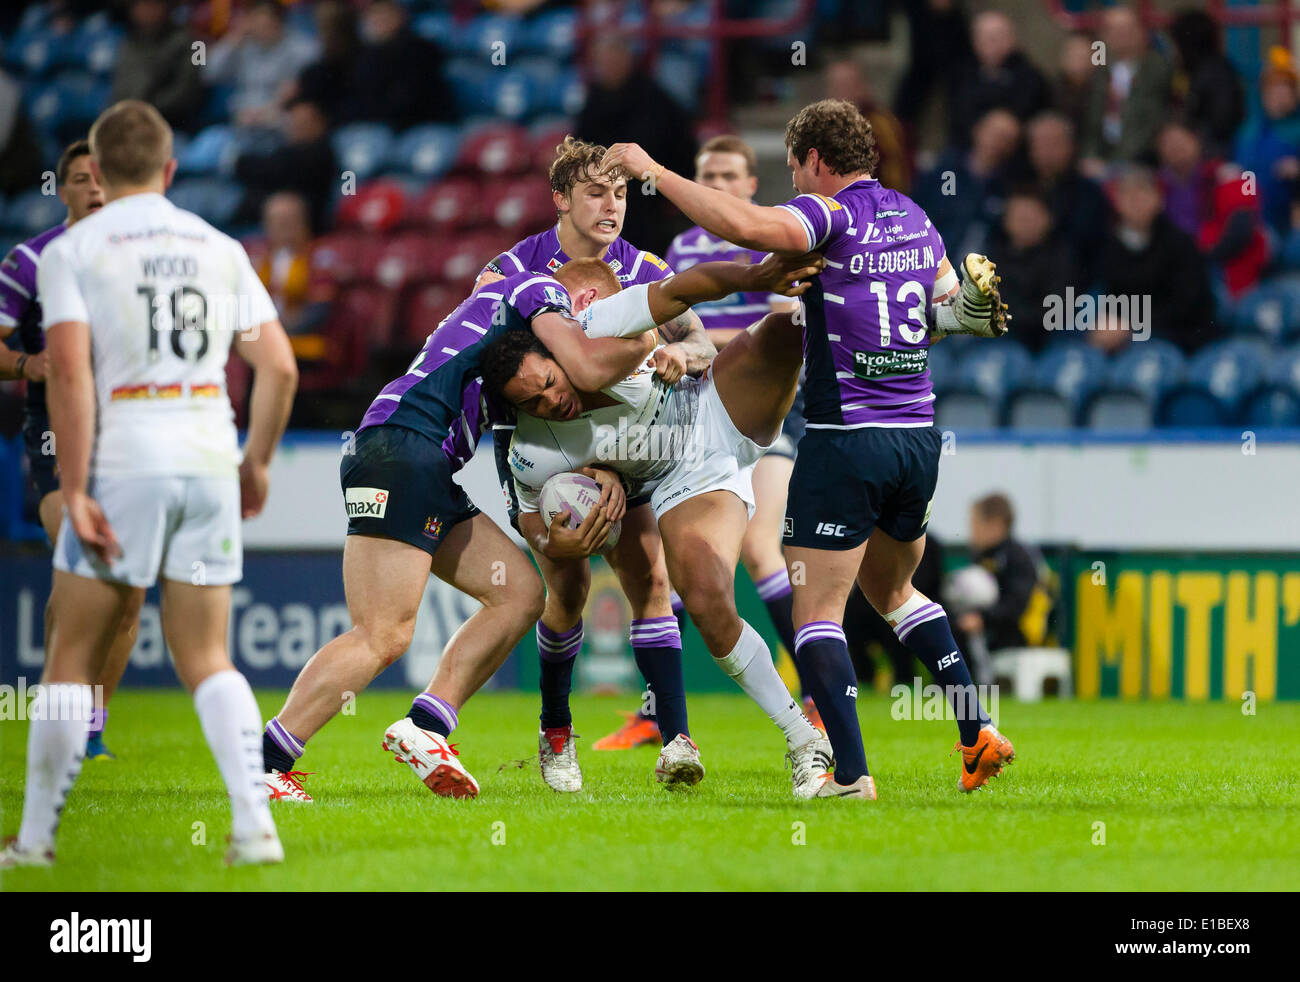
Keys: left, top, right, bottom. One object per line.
{"left": 0, "top": 140, "right": 136, "bottom": 761}
{"left": 600, "top": 99, "right": 1012, "bottom": 798}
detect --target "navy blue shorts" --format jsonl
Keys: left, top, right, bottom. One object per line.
{"left": 783, "top": 426, "right": 941, "bottom": 550}
{"left": 22, "top": 410, "right": 59, "bottom": 515}
{"left": 341, "top": 425, "right": 479, "bottom": 558}
{"left": 767, "top": 385, "right": 806, "bottom": 461}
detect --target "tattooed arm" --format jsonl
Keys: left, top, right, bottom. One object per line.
{"left": 655, "top": 307, "right": 716, "bottom": 376}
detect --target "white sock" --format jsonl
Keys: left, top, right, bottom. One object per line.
{"left": 714, "top": 620, "right": 819, "bottom": 749}
{"left": 194, "top": 670, "right": 277, "bottom": 841}
{"left": 18, "top": 683, "right": 92, "bottom": 852}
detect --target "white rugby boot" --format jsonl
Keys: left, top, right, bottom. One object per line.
{"left": 931, "top": 253, "right": 1010, "bottom": 339}
{"left": 539, "top": 726, "right": 583, "bottom": 793}
{"left": 813, "top": 773, "right": 877, "bottom": 799}
{"left": 788, "top": 733, "right": 835, "bottom": 800}
{"left": 0, "top": 836, "right": 55, "bottom": 868}
{"left": 225, "top": 831, "right": 284, "bottom": 867}
{"left": 264, "top": 769, "right": 314, "bottom": 803}
{"left": 383, "top": 717, "right": 479, "bottom": 799}
{"left": 655, "top": 733, "right": 705, "bottom": 787}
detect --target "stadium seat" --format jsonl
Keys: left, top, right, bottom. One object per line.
{"left": 1032, "top": 340, "right": 1107, "bottom": 408}
{"left": 401, "top": 282, "right": 461, "bottom": 347}
{"left": 1237, "top": 384, "right": 1300, "bottom": 427}
{"left": 335, "top": 179, "right": 409, "bottom": 234}
{"left": 933, "top": 389, "right": 999, "bottom": 432}
{"left": 389, "top": 124, "right": 461, "bottom": 181}
{"left": 373, "top": 233, "right": 439, "bottom": 291}
{"left": 530, "top": 118, "right": 576, "bottom": 173}
{"left": 1187, "top": 338, "right": 1266, "bottom": 408}
{"left": 334, "top": 283, "right": 399, "bottom": 350}
{"left": 1080, "top": 387, "right": 1154, "bottom": 430}
{"left": 445, "top": 60, "right": 495, "bottom": 118}
{"left": 1231, "top": 279, "right": 1300, "bottom": 343}
{"left": 483, "top": 180, "right": 555, "bottom": 236}
{"left": 1106, "top": 338, "right": 1186, "bottom": 401}
{"left": 77, "top": 20, "right": 121, "bottom": 75}
{"left": 5, "top": 188, "right": 66, "bottom": 236}
{"left": 408, "top": 177, "right": 488, "bottom": 231}
{"left": 953, "top": 339, "right": 1033, "bottom": 402}
{"left": 481, "top": 68, "right": 533, "bottom": 122}
{"left": 167, "top": 178, "right": 241, "bottom": 228}
{"left": 991, "top": 648, "right": 1073, "bottom": 701}
{"left": 456, "top": 123, "right": 531, "bottom": 176}
{"left": 925, "top": 338, "right": 960, "bottom": 392}
{"left": 463, "top": 14, "right": 523, "bottom": 61}
{"left": 516, "top": 7, "right": 578, "bottom": 58}
{"left": 654, "top": 51, "right": 704, "bottom": 112}
{"left": 332, "top": 124, "right": 395, "bottom": 183}
{"left": 1155, "top": 384, "right": 1231, "bottom": 427}
{"left": 431, "top": 231, "right": 515, "bottom": 292}
{"left": 177, "top": 124, "right": 237, "bottom": 177}
{"left": 1002, "top": 388, "right": 1074, "bottom": 430}
{"left": 25, "top": 72, "right": 109, "bottom": 142}
{"left": 1267, "top": 344, "right": 1300, "bottom": 394}
{"left": 312, "top": 233, "right": 384, "bottom": 285}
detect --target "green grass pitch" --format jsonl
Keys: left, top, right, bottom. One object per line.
{"left": 2, "top": 690, "right": 1296, "bottom": 891}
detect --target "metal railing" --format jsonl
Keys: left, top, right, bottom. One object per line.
{"left": 1044, "top": 0, "right": 1297, "bottom": 45}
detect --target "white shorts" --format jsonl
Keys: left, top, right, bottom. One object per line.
{"left": 54, "top": 474, "right": 243, "bottom": 588}
{"left": 650, "top": 369, "right": 769, "bottom": 522}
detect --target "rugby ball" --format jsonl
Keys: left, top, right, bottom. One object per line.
{"left": 539, "top": 472, "right": 621, "bottom": 552}
{"left": 944, "top": 564, "right": 1000, "bottom": 615}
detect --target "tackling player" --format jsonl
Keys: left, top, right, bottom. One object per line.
{"left": 484, "top": 254, "right": 839, "bottom": 799}
{"left": 0, "top": 140, "right": 138, "bottom": 761}
{"left": 478, "top": 136, "right": 715, "bottom": 758}
{"left": 258, "top": 270, "right": 664, "bottom": 802}
{"left": 599, "top": 99, "right": 1012, "bottom": 798}
{"left": 2, "top": 100, "right": 298, "bottom": 867}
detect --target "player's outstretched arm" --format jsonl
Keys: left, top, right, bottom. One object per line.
{"left": 600, "top": 143, "right": 810, "bottom": 254}
{"left": 646, "top": 253, "right": 824, "bottom": 326}
{"left": 234, "top": 318, "right": 298, "bottom": 518}
{"left": 531, "top": 310, "right": 655, "bottom": 392}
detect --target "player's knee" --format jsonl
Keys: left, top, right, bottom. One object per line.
{"left": 363, "top": 620, "right": 416, "bottom": 668}
{"left": 517, "top": 576, "right": 547, "bottom": 624}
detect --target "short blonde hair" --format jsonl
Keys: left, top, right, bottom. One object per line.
{"left": 89, "top": 100, "right": 173, "bottom": 187}
{"left": 554, "top": 257, "right": 622, "bottom": 299}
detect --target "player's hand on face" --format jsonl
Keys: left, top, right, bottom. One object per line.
{"left": 651, "top": 343, "right": 688, "bottom": 385}
{"left": 601, "top": 143, "right": 656, "bottom": 182}
{"left": 579, "top": 466, "right": 626, "bottom": 524}
{"left": 546, "top": 505, "right": 611, "bottom": 559}
{"left": 65, "top": 490, "right": 121, "bottom": 563}
{"left": 238, "top": 458, "right": 270, "bottom": 519}
{"left": 22, "top": 351, "right": 47, "bottom": 382}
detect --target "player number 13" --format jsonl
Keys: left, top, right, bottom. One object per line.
{"left": 868, "top": 280, "right": 928, "bottom": 347}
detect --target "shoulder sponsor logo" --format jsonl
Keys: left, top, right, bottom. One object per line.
{"left": 546, "top": 257, "right": 563, "bottom": 272}
{"left": 606, "top": 258, "right": 623, "bottom": 274}
{"left": 642, "top": 252, "right": 668, "bottom": 271}
{"left": 875, "top": 209, "right": 909, "bottom": 219}
{"left": 345, "top": 486, "right": 388, "bottom": 518}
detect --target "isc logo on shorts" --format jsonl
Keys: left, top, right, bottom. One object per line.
{"left": 815, "top": 522, "right": 847, "bottom": 537}
{"left": 345, "top": 486, "right": 389, "bottom": 518}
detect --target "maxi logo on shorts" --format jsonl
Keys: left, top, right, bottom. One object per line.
{"left": 345, "top": 487, "right": 389, "bottom": 519}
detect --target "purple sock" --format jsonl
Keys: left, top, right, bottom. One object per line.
{"left": 263, "top": 717, "right": 305, "bottom": 773}
{"left": 409, "top": 692, "right": 458, "bottom": 738}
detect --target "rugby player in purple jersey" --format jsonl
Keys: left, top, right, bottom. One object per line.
{"left": 600, "top": 99, "right": 1013, "bottom": 798}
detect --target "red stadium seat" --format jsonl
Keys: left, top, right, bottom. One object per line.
{"left": 530, "top": 121, "right": 573, "bottom": 173}
{"left": 335, "top": 179, "right": 409, "bottom": 233}
{"left": 407, "top": 176, "right": 487, "bottom": 231}
{"left": 456, "top": 123, "right": 531, "bottom": 176}
{"left": 312, "top": 232, "right": 384, "bottom": 285}
{"left": 430, "top": 231, "right": 516, "bottom": 292}
{"left": 401, "top": 282, "right": 462, "bottom": 347}
{"left": 334, "top": 283, "right": 399, "bottom": 350}
{"left": 483, "top": 179, "right": 555, "bottom": 236}
{"left": 373, "top": 232, "right": 439, "bottom": 291}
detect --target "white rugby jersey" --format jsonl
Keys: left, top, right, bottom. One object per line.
{"left": 508, "top": 283, "right": 700, "bottom": 512}
{"left": 38, "top": 192, "right": 277, "bottom": 477}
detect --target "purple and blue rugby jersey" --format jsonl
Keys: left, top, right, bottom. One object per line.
{"left": 358, "top": 272, "right": 573, "bottom": 469}
{"left": 778, "top": 181, "right": 946, "bottom": 428}
{"left": 485, "top": 225, "right": 674, "bottom": 287}
{"left": 0, "top": 223, "right": 67, "bottom": 414}
{"left": 665, "top": 225, "right": 778, "bottom": 331}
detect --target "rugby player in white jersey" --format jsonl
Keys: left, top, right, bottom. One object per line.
{"left": 0, "top": 101, "right": 298, "bottom": 867}
{"left": 483, "top": 254, "right": 843, "bottom": 798}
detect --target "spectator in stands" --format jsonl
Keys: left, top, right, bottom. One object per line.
{"left": 1097, "top": 165, "right": 1216, "bottom": 353}
{"left": 345, "top": 0, "right": 455, "bottom": 130}
{"left": 1156, "top": 121, "right": 1213, "bottom": 237}
{"left": 205, "top": 0, "right": 319, "bottom": 131}
{"left": 256, "top": 191, "right": 333, "bottom": 338}
{"left": 989, "top": 188, "right": 1079, "bottom": 353}
{"left": 292, "top": 1, "right": 360, "bottom": 125}
{"left": 1167, "top": 10, "right": 1244, "bottom": 158}
{"left": 958, "top": 494, "right": 1052, "bottom": 654}
{"left": 575, "top": 34, "right": 696, "bottom": 254}
{"left": 914, "top": 107, "right": 1021, "bottom": 262}
{"left": 947, "top": 11, "right": 1049, "bottom": 148}
{"left": 1234, "top": 48, "right": 1300, "bottom": 238}
{"left": 234, "top": 97, "right": 337, "bottom": 235}
{"left": 112, "top": 0, "right": 204, "bottom": 132}
{"left": 892, "top": 0, "right": 970, "bottom": 145}
{"left": 825, "top": 58, "right": 910, "bottom": 192}
{"left": 1054, "top": 31, "right": 1097, "bottom": 134}
{"left": 1025, "top": 111, "right": 1109, "bottom": 286}
{"left": 1079, "top": 5, "right": 1172, "bottom": 175}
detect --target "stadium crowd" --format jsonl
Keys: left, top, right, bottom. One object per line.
{"left": 2, "top": 0, "right": 1300, "bottom": 432}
